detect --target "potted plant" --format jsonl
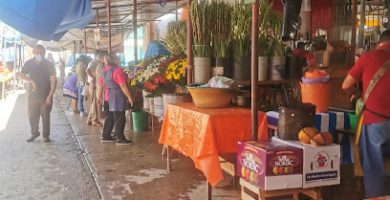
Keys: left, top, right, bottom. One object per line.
{"left": 190, "top": 0, "right": 212, "bottom": 83}
{"left": 267, "top": 8, "right": 285, "bottom": 80}
{"left": 257, "top": 0, "right": 274, "bottom": 81}
{"left": 163, "top": 21, "right": 187, "bottom": 56}
{"left": 210, "top": 1, "right": 233, "bottom": 77}
{"left": 231, "top": 2, "right": 251, "bottom": 81}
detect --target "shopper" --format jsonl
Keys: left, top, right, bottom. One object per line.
{"left": 19, "top": 45, "right": 57, "bottom": 143}
{"left": 97, "top": 52, "right": 134, "bottom": 145}
{"left": 86, "top": 50, "right": 104, "bottom": 126}
{"left": 342, "top": 29, "right": 390, "bottom": 198}
{"left": 75, "top": 56, "right": 88, "bottom": 117}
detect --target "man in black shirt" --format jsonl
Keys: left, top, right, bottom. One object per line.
{"left": 19, "top": 45, "right": 57, "bottom": 142}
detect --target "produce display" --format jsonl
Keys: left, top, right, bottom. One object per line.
{"left": 298, "top": 126, "right": 333, "bottom": 146}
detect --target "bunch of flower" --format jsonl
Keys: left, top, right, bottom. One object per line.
{"left": 137, "top": 56, "right": 179, "bottom": 97}
{"left": 166, "top": 58, "right": 187, "bottom": 85}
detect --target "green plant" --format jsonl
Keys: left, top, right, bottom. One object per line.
{"left": 269, "top": 10, "right": 284, "bottom": 56}
{"left": 209, "top": 1, "right": 233, "bottom": 58}
{"left": 232, "top": 2, "right": 251, "bottom": 58}
{"left": 257, "top": 0, "right": 284, "bottom": 56}
{"left": 163, "top": 21, "right": 187, "bottom": 55}
{"left": 190, "top": 0, "right": 212, "bottom": 57}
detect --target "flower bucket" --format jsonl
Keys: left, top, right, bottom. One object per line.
{"left": 132, "top": 110, "right": 148, "bottom": 132}
{"left": 194, "top": 57, "right": 211, "bottom": 84}
{"left": 148, "top": 97, "right": 155, "bottom": 113}
{"left": 153, "top": 96, "right": 164, "bottom": 116}
{"left": 142, "top": 90, "right": 150, "bottom": 109}
{"left": 270, "top": 56, "right": 286, "bottom": 80}
{"left": 234, "top": 55, "right": 250, "bottom": 81}
{"left": 258, "top": 56, "right": 269, "bottom": 81}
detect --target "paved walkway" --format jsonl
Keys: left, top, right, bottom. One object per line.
{"left": 60, "top": 93, "right": 240, "bottom": 200}
{"left": 0, "top": 91, "right": 100, "bottom": 200}
{"left": 0, "top": 90, "right": 369, "bottom": 200}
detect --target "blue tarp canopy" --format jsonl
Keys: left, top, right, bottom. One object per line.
{"left": 0, "top": 0, "right": 94, "bottom": 41}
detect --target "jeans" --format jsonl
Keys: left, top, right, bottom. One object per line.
{"left": 28, "top": 94, "right": 52, "bottom": 138}
{"left": 360, "top": 120, "right": 390, "bottom": 198}
{"left": 77, "top": 84, "right": 84, "bottom": 112}
{"left": 102, "top": 102, "right": 126, "bottom": 139}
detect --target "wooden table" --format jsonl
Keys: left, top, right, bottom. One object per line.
{"left": 159, "top": 103, "right": 269, "bottom": 191}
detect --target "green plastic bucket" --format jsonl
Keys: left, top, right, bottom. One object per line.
{"left": 132, "top": 110, "right": 148, "bottom": 132}
{"left": 348, "top": 113, "right": 358, "bottom": 130}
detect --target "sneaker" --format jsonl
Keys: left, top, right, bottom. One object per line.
{"left": 26, "top": 134, "right": 39, "bottom": 142}
{"left": 87, "top": 121, "right": 92, "bottom": 125}
{"left": 43, "top": 137, "right": 51, "bottom": 143}
{"left": 101, "top": 137, "right": 116, "bottom": 143}
{"left": 116, "top": 138, "right": 132, "bottom": 145}
{"left": 80, "top": 112, "right": 85, "bottom": 117}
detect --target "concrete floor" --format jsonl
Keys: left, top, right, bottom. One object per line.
{"left": 0, "top": 91, "right": 100, "bottom": 200}
{"left": 61, "top": 94, "right": 240, "bottom": 200}
{"left": 0, "top": 89, "right": 377, "bottom": 200}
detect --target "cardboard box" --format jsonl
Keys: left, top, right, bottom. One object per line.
{"left": 272, "top": 137, "right": 340, "bottom": 188}
{"left": 237, "top": 141, "right": 303, "bottom": 191}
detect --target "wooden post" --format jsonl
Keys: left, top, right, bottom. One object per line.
{"left": 351, "top": 0, "right": 357, "bottom": 65}
{"left": 251, "top": 0, "right": 259, "bottom": 141}
{"left": 133, "top": 0, "right": 138, "bottom": 64}
{"left": 186, "top": 1, "right": 193, "bottom": 84}
{"left": 359, "top": 0, "right": 366, "bottom": 48}
{"left": 107, "top": 0, "right": 112, "bottom": 53}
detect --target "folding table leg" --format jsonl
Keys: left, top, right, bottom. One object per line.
{"left": 207, "top": 182, "right": 212, "bottom": 200}
{"left": 166, "top": 146, "right": 171, "bottom": 172}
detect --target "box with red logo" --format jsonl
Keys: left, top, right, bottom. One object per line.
{"left": 273, "top": 137, "right": 340, "bottom": 188}
{"left": 237, "top": 141, "right": 303, "bottom": 191}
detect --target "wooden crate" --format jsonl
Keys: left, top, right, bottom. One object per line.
{"left": 240, "top": 178, "right": 322, "bottom": 200}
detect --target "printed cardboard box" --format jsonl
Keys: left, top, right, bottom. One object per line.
{"left": 237, "top": 141, "right": 303, "bottom": 191}
{"left": 273, "top": 137, "right": 341, "bottom": 188}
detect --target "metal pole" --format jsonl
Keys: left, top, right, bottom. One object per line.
{"left": 186, "top": 2, "right": 193, "bottom": 84}
{"left": 107, "top": 0, "right": 112, "bottom": 53}
{"left": 251, "top": 0, "right": 259, "bottom": 141}
{"left": 359, "top": 0, "right": 366, "bottom": 48}
{"left": 133, "top": 0, "right": 138, "bottom": 64}
{"left": 96, "top": 9, "right": 100, "bottom": 49}
{"left": 351, "top": 0, "right": 357, "bottom": 65}
{"left": 73, "top": 41, "right": 76, "bottom": 65}
{"left": 84, "top": 29, "right": 87, "bottom": 54}
{"left": 175, "top": 0, "right": 178, "bottom": 21}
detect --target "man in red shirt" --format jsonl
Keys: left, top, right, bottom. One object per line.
{"left": 342, "top": 30, "right": 390, "bottom": 198}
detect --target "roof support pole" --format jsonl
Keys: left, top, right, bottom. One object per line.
{"left": 133, "top": 0, "right": 138, "bottom": 64}
{"left": 251, "top": 0, "right": 259, "bottom": 140}
{"left": 107, "top": 0, "right": 112, "bottom": 53}
{"left": 186, "top": 1, "right": 193, "bottom": 84}
{"left": 359, "top": 0, "right": 366, "bottom": 48}
{"left": 351, "top": 0, "right": 357, "bottom": 65}
{"left": 96, "top": 9, "right": 100, "bottom": 49}
{"left": 84, "top": 29, "right": 87, "bottom": 54}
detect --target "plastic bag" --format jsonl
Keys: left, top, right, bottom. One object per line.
{"left": 202, "top": 76, "right": 234, "bottom": 88}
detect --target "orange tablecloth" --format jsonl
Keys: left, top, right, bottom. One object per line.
{"left": 159, "top": 103, "right": 269, "bottom": 186}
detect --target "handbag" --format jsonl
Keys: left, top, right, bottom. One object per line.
{"left": 355, "top": 58, "right": 390, "bottom": 116}
{"left": 277, "top": 103, "right": 316, "bottom": 140}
